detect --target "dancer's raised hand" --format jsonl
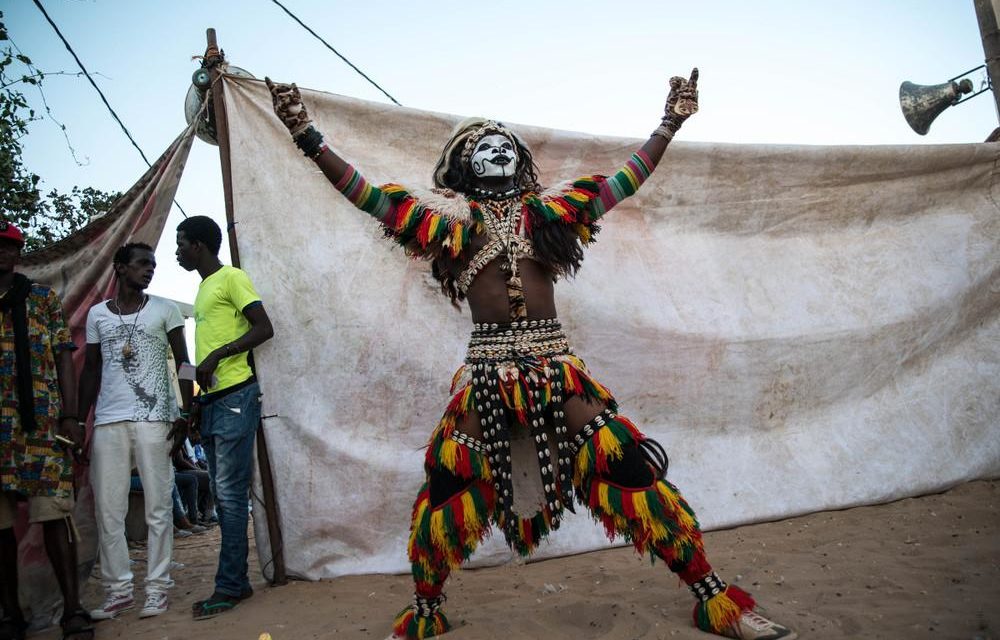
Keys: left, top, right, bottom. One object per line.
{"left": 265, "top": 77, "right": 312, "bottom": 137}
{"left": 664, "top": 67, "right": 699, "bottom": 128}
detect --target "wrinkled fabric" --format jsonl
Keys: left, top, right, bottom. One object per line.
{"left": 221, "top": 75, "right": 1000, "bottom": 580}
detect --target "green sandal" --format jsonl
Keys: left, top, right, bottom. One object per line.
{"left": 192, "top": 592, "right": 241, "bottom": 621}
{"left": 191, "top": 586, "right": 252, "bottom": 614}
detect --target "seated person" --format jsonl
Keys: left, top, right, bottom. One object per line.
{"left": 174, "top": 440, "right": 215, "bottom": 525}
{"left": 130, "top": 470, "right": 205, "bottom": 537}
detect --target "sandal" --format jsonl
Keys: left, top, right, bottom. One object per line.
{"left": 191, "top": 586, "right": 253, "bottom": 613}
{"left": 0, "top": 616, "right": 28, "bottom": 640}
{"left": 192, "top": 592, "right": 241, "bottom": 621}
{"left": 60, "top": 609, "right": 94, "bottom": 640}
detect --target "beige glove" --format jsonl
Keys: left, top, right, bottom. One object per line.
{"left": 265, "top": 77, "right": 312, "bottom": 138}
{"left": 654, "top": 68, "right": 699, "bottom": 140}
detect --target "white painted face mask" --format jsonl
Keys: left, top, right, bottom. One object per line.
{"left": 469, "top": 133, "right": 519, "bottom": 178}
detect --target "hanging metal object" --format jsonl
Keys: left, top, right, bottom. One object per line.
{"left": 184, "top": 64, "right": 255, "bottom": 144}
{"left": 899, "top": 65, "right": 987, "bottom": 135}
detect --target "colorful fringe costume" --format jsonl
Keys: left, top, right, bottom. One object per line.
{"left": 392, "top": 320, "right": 754, "bottom": 639}
{"left": 333, "top": 135, "right": 757, "bottom": 640}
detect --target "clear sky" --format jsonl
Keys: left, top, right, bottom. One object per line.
{"left": 4, "top": 0, "right": 997, "bottom": 309}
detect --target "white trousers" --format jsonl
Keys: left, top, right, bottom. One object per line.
{"left": 90, "top": 420, "right": 175, "bottom": 595}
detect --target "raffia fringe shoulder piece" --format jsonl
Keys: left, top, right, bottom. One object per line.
{"left": 407, "top": 186, "right": 474, "bottom": 222}
{"left": 378, "top": 184, "right": 480, "bottom": 259}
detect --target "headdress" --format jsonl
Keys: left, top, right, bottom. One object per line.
{"left": 432, "top": 117, "right": 528, "bottom": 188}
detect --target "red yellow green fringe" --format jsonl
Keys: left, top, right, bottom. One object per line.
{"left": 407, "top": 481, "right": 495, "bottom": 586}
{"left": 572, "top": 414, "right": 643, "bottom": 483}
{"left": 391, "top": 605, "right": 451, "bottom": 640}
{"left": 380, "top": 183, "right": 484, "bottom": 259}
{"left": 420, "top": 354, "right": 618, "bottom": 556}
{"left": 693, "top": 585, "right": 756, "bottom": 634}
{"left": 525, "top": 179, "right": 601, "bottom": 225}
{"left": 427, "top": 356, "right": 615, "bottom": 480}
{"left": 584, "top": 476, "right": 704, "bottom": 565}
{"left": 501, "top": 502, "right": 557, "bottom": 557}
{"left": 573, "top": 415, "right": 704, "bottom": 566}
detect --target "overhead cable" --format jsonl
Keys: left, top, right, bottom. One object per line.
{"left": 32, "top": 0, "right": 153, "bottom": 166}
{"left": 268, "top": 0, "right": 402, "bottom": 106}
{"left": 31, "top": 0, "right": 189, "bottom": 217}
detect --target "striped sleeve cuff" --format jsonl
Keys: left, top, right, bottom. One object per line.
{"left": 335, "top": 165, "right": 391, "bottom": 219}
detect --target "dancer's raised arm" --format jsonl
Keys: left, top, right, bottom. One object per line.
{"left": 533, "top": 68, "right": 699, "bottom": 228}
{"left": 266, "top": 78, "right": 355, "bottom": 195}
{"left": 643, "top": 67, "right": 699, "bottom": 166}
{"left": 267, "top": 78, "right": 475, "bottom": 259}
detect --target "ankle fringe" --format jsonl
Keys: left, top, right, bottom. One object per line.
{"left": 392, "top": 606, "right": 451, "bottom": 640}
{"left": 692, "top": 585, "right": 755, "bottom": 633}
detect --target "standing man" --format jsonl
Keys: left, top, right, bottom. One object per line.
{"left": 0, "top": 221, "right": 93, "bottom": 640}
{"left": 174, "top": 215, "right": 274, "bottom": 620}
{"left": 78, "top": 242, "right": 193, "bottom": 620}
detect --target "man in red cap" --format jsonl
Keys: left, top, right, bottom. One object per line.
{"left": 0, "top": 221, "right": 93, "bottom": 639}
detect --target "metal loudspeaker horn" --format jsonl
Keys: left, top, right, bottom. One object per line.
{"left": 899, "top": 78, "right": 975, "bottom": 135}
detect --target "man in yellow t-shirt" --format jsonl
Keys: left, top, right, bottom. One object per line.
{"left": 175, "top": 216, "right": 273, "bottom": 621}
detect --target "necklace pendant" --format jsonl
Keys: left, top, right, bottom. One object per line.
{"left": 122, "top": 343, "right": 135, "bottom": 359}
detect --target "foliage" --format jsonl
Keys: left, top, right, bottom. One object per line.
{"left": 0, "top": 11, "right": 121, "bottom": 251}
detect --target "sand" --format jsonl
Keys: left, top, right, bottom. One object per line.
{"left": 33, "top": 479, "right": 999, "bottom": 640}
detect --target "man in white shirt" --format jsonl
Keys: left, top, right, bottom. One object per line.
{"left": 78, "top": 242, "right": 193, "bottom": 620}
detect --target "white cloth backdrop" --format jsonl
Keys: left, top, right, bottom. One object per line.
{"left": 220, "top": 76, "right": 1000, "bottom": 581}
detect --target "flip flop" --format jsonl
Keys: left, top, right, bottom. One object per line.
{"left": 191, "top": 586, "right": 252, "bottom": 613}
{"left": 192, "top": 592, "right": 244, "bottom": 621}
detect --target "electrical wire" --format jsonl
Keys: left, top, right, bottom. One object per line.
{"left": 32, "top": 0, "right": 152, "bottom": 165}
{"left": 31, "top": 0, "right": 190, "bottom": 217}
{"left": 268, "top": 0, "right": 402, "bottom": 106}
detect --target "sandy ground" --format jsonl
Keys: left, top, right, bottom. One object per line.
{"left": 33, "top": 479, "right": 999, "bottom": 640}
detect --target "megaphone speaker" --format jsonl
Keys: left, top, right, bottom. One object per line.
{"left": 899, "top": 79, "right": 974, "bottom": 135}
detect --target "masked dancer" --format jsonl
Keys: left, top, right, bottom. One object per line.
{"left": 266, "top": 71, "right": 795, "bottom": 640}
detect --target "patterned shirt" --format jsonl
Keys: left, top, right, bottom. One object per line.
{"left": 0, "top": 283, "right": 77, "bottom": 498}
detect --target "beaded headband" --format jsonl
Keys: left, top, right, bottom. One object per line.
{"left": 460, "top": 120, "right": 519, "bottom": 163}
{"left": 433, "top": 117, "right": 529, "bottom": 188}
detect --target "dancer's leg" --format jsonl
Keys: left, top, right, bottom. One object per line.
{"left": 390, "top": 412, "right": 495, "bottom": 640}
{"left": 568, "top": 402, "right": 793, "bottom": 639}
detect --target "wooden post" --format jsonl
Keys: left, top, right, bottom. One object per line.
{"left": 974, "top": 0, "right": 1000, "bottom": 121}
{"left": 204, "top": 27, "right": 288, "bottom": 586}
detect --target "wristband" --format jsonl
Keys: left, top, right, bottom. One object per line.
{"left": 295, "top": 126, "right": 326, "bottom": 158}
{"left": 652, "top": 118, "right": 680, "bottom": 142}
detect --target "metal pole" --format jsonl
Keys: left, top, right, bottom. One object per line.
{"left": 974, "top": 0, "right": 1000, "bottom": 120}
{"left": 203, "top": 28, "right": 288, "bottom": 586}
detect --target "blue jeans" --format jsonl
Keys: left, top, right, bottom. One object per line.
{"left": 200, "top": 381, "right": 260, "bottom": 597}
{"left": 174, "top": 471, "right": 199, "bottom": 523}
{"left": 131, "top": 474, "right": 188, "bottom": 523}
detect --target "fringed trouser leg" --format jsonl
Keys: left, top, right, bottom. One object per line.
{"left": 392, "top": 432, "right": 495, "bottom": 640}
{"left": 571, "top": 409, "right": 756, "bottom": 635}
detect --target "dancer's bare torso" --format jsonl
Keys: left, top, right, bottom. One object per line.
{"left": 447, "top": 225, "right": 596, "bottom": 438}
{"left": 456, "top": 240, "right": 557, "bottom": 324}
